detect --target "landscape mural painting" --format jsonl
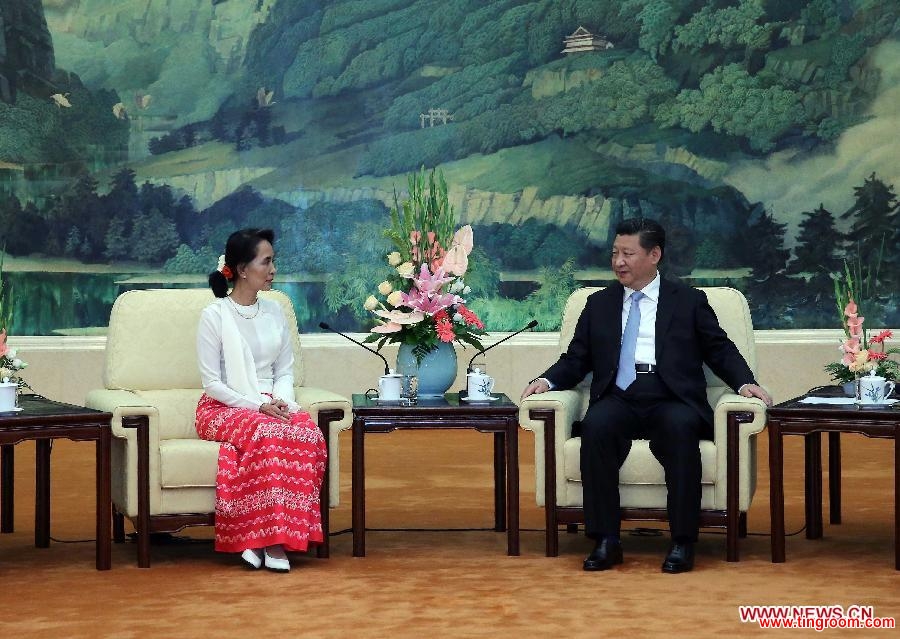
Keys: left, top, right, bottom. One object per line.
{"left": 1, "top": 0, "right": 899, "bottom": 336}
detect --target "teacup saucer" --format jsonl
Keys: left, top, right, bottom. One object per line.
{"left": 461, "top": 395, "right": 499, "bottom": 403}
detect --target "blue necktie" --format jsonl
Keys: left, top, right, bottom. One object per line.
{"left": 616, "top": 291, "right": 644, "bottom": 390}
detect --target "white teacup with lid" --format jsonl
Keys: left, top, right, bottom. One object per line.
{"left": 857, "top": 370, "right": 895, "bottom": 405}
{"left": 466, "top": 368, "right": 495, "bottom": 400}
{"left": 378, "top": 369, "right": 403, "bottom": 401}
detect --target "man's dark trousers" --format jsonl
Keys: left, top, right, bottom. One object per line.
{"left": 579, "top": 372, "right": 713, "bottom": 542}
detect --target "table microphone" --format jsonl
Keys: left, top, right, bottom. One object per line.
{"left": 466, "top": 319, "right": 538, "bottom": 373}
{"left": 318, "top": 322, "right": 391, "bottom": 375}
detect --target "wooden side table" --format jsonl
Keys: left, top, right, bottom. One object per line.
{"left": 351, "top": 392, "right": 520, "bottom": 557}
{"left": 767, "top": 389, "right": 899, "bottom": 570}
{"left": 0, "top": 395, "right": 112, "bottom": 570}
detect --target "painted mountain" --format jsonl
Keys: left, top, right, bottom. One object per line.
{"left": 1, "top": 0, "right": 900, "bottom": 334}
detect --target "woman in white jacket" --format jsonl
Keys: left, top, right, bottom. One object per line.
{"left": 195, "top": 228, "right": 326, "bottom": 572}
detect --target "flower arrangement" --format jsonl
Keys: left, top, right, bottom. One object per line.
{"left": 824, "top": 264, "right": 899, "bottom": 385}
{"left": 363, "top": 168, "right": 486, "bottom": 363}
{"left": 0, "top": 329, "right": 29, "bottom": 390}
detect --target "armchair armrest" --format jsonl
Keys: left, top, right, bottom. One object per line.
{"left": 519, "top": 389, "right": 585, "bottom": 507}
{"left": 712, "top": 392, "right": 767, "bottom": 442}
{"left": 712, "top": 392, "right": 768, "bottom": 513}
{"left": 85, "top": 389, "right": 160, "bottom": 442}
{"left": 295, "top": 385, "right": 352, "bottom": 507}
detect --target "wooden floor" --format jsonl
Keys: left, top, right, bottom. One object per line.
{"left": 0, "top": 429, "right": 897, "bottom": 638}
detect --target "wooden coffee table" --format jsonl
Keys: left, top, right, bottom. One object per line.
{"left": 767, "top": 387, "right": 899, "bottom": 569}
{"left": 351, "top": 392, "right": 520, "bottom": 556}
{"left": 0, "top": 394, "right": 112, "bottom": 570}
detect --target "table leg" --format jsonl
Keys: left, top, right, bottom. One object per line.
{"left": 493, "top": 432, "right": 505, "bottom": 532}
{"left": 35, "top": 439, "right": 51, "bottom": 548}
{"left": 506, "top": 419, "right": 519, "bottom": 556}
{"left": 96, "top": 427, "right": 111, "bottom": 570}
{"left": 1, "top": 444, "right": 13, "bottom": 533}
{"left": 769, "top": 419, "right": 786, "bottom": 563}
{"left": 805, "top": 432, "right": 823, "bottom": 539}
{"left": 828, "top": 432, "right": 842, "bottom": 525}
{"left": 352, "top": 416, "right": 366, "bottom": 557}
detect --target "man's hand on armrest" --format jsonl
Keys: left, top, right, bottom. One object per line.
{"left": 738, "top": 383, "right": 772, "bottom": 407}
{"left": 521, "top": 378, "right": 552, "bottom": 400}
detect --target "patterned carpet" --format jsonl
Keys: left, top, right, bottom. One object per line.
{"left": 0, "top": 430, "right": 897, "bottom": 638}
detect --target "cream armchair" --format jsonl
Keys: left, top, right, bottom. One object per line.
{"left": 86, "top": 288, "right": 351, "bottom": 567}
{"left": 520, "top": 286, "right": 767, "bottom": 561}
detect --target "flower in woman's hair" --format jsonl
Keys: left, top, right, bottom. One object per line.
{"left": 386, "top": 291, "right": 404, "bottom": 307}
{"left": 364, "top": 295, "right": 379, "bottom": 311}
{"left": 396, "top": 262, "right": 415, "bottom": 277}
{"left": 871, "top": 330, "right": 893, "bottom": 344}
{"left": 216, "top": 255, "right": 233, "bottom": 280}
{"left": 378, "top": 281, "right": 393, "bottom": 295}
{"left": 387, "top": 251, "right": 402, "bottom": 266}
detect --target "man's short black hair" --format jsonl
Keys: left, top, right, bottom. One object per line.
{"left": 615, "top": 217, "right": 665, "bottom": 261}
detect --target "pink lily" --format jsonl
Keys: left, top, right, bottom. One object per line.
{"left": 410, "top": 263, "right": 455, "bottom": 294}
{"left": 401, "top": 287, "right": 462, "bottom": 314}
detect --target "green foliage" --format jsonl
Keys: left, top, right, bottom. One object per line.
{"left": 674, "top": 0, "right": 773, "bottom": 54}
{"left": 475, "top": 220, "right": 595, "bottom": 270}
{"left": 384, "top": 167, "right": 456, "bottom": 264}
{"left": 842, "top": 172, "right": 898, "bottom": 260}
{"left": 470, "top": 260, "right": 580, "bottom": 331}
{"left": 790, "top": 204, "right": 844, "bottom": 275}
{"left": 163, "top": 244, "right": 219, "bottom": 275}
{"left": 0, "top": 252, "right": 12, "bottom": 332}
{"left": 622, "top": 0, "right": 689, "bottom": 61}
{"left": 657, "top": 64, "right": 806, "bottom": 152}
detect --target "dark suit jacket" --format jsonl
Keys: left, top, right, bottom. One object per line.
{"left": 541, "top": 278, "right": 756, "bottom": 426}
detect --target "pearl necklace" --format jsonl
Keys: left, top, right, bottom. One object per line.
{"left": 227, "top": 295, "right": 260, "bottom": 319}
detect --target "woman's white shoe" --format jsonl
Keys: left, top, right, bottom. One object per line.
{"left": 264, "top": 546, "right": 290, "bottom": 572}
{"left": 240, "top": 548, "right": 263, "bottom": 569}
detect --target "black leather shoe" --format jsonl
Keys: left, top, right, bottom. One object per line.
{"left": 661, "top": 541, "right": 695, "bottom": 573}
{"left": 583, "top": 538, "right": 623, "bottom": 571}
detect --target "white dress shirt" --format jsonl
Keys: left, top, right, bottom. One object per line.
{"left": 622, "top": 272, "right": 660, "bottom": 366}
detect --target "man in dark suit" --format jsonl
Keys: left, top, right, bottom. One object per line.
{"left": 521, "top": 218, "right": 771, "bottom": 573}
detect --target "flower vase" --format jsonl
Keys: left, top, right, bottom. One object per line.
{"left": 397, "top": 342, "right": 457, "bottom": 398}
{"left": 842, "top": 379, "right": 858, "bottom": 398}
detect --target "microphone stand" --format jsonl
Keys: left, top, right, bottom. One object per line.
{"left": 319, "top": 322, "right": 391, "bottom": 375}
{"left": 466, "top": 320, "right": 538, "bottom": 373}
